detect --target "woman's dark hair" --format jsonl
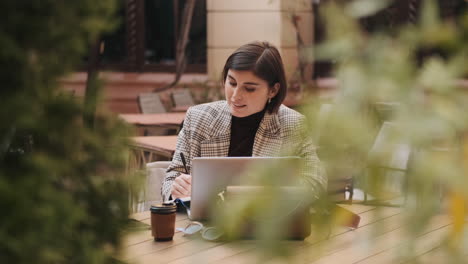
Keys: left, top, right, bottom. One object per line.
{"left": 221, "top": 41, "right": 287, "bottom": 114}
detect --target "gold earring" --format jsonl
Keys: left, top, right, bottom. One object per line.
{"left": 268, "top": 98, "right": 272, "bottom": 104}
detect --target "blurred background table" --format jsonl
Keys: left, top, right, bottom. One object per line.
{"left": 129, "top": 136, "right": 178, "bottom": 169}
{"left": 120, "top": 113, "right": 186, "bottom": 136}
{"left": 170, "top": 105, "right": 191, "bottom": 112}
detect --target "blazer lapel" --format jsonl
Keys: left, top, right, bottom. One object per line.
{"left": 200, "top": 102, "right": 232, "bottom": 157}
{"left": 200, "top": 102, "right": 283, "bottom": 157}
{"left": 252, "top": 111, "right": 282, "bottom": 156}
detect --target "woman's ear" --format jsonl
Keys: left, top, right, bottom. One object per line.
{"left": 269, "top": 83, "right": 280, "bottom": 98}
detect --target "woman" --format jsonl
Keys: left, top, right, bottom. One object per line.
{"left": 162, "top": 41, "right": 326, "bottom": 201}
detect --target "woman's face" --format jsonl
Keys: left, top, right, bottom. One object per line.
{"left": 224, "top": 69, "right": 278, "bottom": 117}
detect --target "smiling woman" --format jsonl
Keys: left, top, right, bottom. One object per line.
{"left": 161, "top": 41, "right": 327, "bottom": 202}
{"left": 225, "top": 70, "right": 276, "bottom": 118}
{"left": 221, "top": 41, "right": 287, "bottom": 117}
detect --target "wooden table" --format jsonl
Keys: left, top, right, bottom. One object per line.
{"left": 129, "top": 136, "right": 178, "bottom": 168}
{"left": 121, "top": 204, "right": 458, "bottom": 263}
{"left": 120, "top": 113, "right": 186, "bottom": 127}
{"left": 120, "top": 113, "right": 186, "bottom": 135}
{"left": 171, "top": 106, "right": 191, "bottom": 112}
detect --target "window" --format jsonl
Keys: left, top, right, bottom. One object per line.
{"left": 312, "top": 0, "right": 466, "bottom": 79}
{"left": 97, "top": 0, "right": 206, "bottom": 72}
{"left": 100, "top": 4, "right": 127, "bottom": 65}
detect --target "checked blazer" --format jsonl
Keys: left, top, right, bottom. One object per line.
{"left": 161, "top": 100, "right": 326, "bottom": 201}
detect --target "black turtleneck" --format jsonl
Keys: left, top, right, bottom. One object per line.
{"left": 228, "top": 108, "right": 266, "bottom": 156}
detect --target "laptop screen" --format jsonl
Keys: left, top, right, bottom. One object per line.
{"left": 189, "top": 156, "right": 302, "bottom": 220}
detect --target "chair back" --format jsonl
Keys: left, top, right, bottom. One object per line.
{"left": 373, "top": 101, "right": 400, "bottom": 123}
{"left": 365, "top": 121, "right": 411, "bottom": 201}
{"left": 172, "top": 89, "right": 195, "bottom": 108}
{"left": 138, "top": 93, "right": 167, "bottom": 114}
{"left": 314, "top": 103, "right": 355, "bottom": 202}
{"left": 144, "top": 161, "right": 172, "bottom": 210}
{"left": 368, "top": 122, "right": 411, "bottom": 171}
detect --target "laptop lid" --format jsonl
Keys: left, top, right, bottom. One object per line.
{"left": 189, "top": 156, "right": 301, "bottom": 221}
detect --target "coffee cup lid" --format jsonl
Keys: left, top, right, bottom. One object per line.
{"left": 150, "top": 202, "right": 177, "bottom": 214}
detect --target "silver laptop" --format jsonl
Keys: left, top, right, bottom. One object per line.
{"left": 189, "top": 156, "right": 301, "bottom": 221}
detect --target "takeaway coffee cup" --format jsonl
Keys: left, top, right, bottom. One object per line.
{"left": 150, "top": 202, "right": 177, "bottom": 241}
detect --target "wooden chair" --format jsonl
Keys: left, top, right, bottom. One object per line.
{"left": 372, "top": 101, "right": 401, "bottom": 128}
{"left": 138, "top": 93, "right": 175, "bottom": 135}
{"left": 362, "top": 121, "right": 411, "bottom": 206}
{"left": 314, "top": 104, "right": 355, "bottom": 203}
{"left": 171, "top": 89, "right": 195, "bottom": 109}
{"left": 138, "top": 93, "right": 167, "bottom": 114}
{"left": 140, "top": 161, "right": 172, "bottom": 211}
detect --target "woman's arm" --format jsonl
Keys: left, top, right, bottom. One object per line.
{"left": 298, "top": 131, "right": 327, "bottom": 199}
{"left": 161, "top": 109, "right": 193, "bottom": 201}
{"left": 285, "top": 113, "right": 327, "bottom": 199}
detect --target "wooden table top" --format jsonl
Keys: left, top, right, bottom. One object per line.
{"left": 120, "top": 204, "right": 457, "bottom": 263}
{"left": 130, "top": 136, "right": 178, "bottom": 156}
{"left": 120, "top": 113, "right": 186, "bottom": 126}
{"left": 171, "top": 106, "right": 191, "bottom": 112}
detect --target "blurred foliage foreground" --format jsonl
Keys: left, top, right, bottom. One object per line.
{"left": 214, "top": 0, "right": 468, "bottom": 263}
{"left": 0, "top": 1, "right": 135, "bottom": 263}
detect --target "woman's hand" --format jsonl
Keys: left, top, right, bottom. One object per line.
{"left": 171, "top": 173, "right": 192, "bottom": 199}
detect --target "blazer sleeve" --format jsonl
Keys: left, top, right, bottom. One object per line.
{"left": 284, "top": 114, "right": 327, "bottom": 199}
{"left": 298, "top": 122, "right": 327, "bottom": 198}
{"left": 161, "top": 108, "right": 194, "bottom": 201}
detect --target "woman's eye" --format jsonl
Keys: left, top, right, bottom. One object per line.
{"left": 245, "top": 87, "right": 256, "bottom": 92}
{"left": 229, "top": 82, "right": 236, "bottom": 87}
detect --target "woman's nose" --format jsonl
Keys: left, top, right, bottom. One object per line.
{"left": 231, "top": 87, "right": 242, "bottom": 101}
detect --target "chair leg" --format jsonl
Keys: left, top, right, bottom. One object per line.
{"left": 348, "top": 180, "right": 354, "bottom": 204}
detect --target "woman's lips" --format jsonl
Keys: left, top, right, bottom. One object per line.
{"left": 232, "top": 102, "right": 246, "bottom": 108}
